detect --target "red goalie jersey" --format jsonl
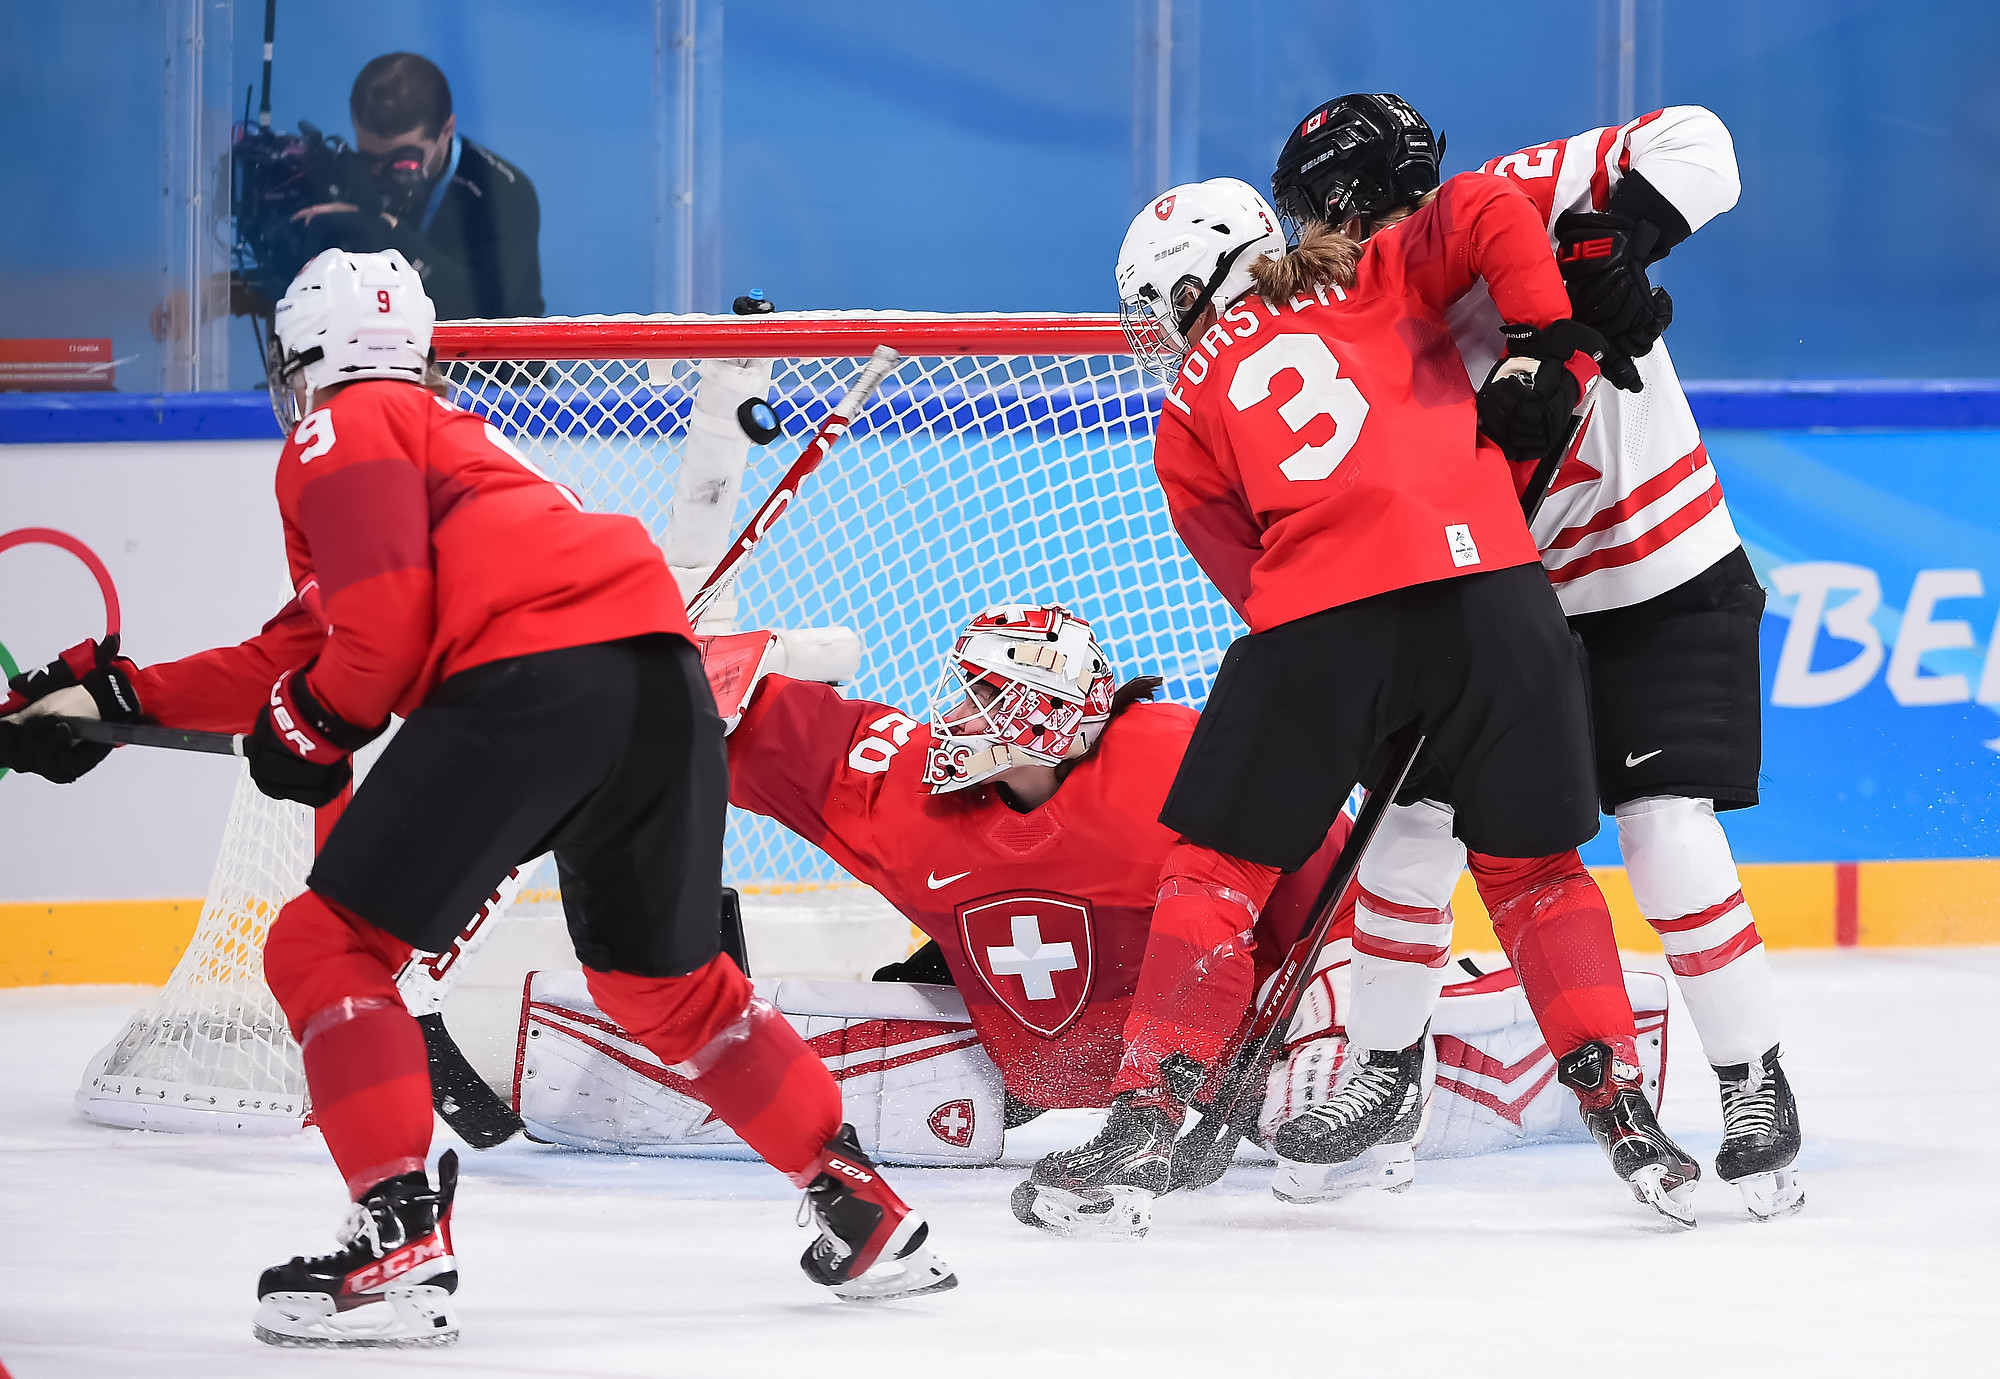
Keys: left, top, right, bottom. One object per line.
{"left": 131, "top": 381, "right": 690, "bottom": 732}
{"left": 1151, "top": 171, "right": 1586, "bottom": 632}
{"left": 726, "top": 674, "right": 1346, "bottom": 1110}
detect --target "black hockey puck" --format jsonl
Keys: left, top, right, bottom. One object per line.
{"left": 737, "top": 397, "right": 782, "bottom": 444}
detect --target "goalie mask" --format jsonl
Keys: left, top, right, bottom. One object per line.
{"left": 923, "top": 604, "right": 1118, "bottom": 794}
{"left": 1116, "top": 178, "right": 1286, "bottom": 382}
{"left": 1271, "top": 93, "right": 1443, "bottom": 244}
{"left": 267, "top": 248, "right": 436, "bottom": 430}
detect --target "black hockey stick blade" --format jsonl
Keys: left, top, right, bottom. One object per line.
{"left": 48, "top": 716, "right": 244, "bottom": 756}
{"left": 719, "top": 887, "right": 751, "bottom": 975}
{"left": 418, "top": 1011, "right": 524, "bottom": 1149}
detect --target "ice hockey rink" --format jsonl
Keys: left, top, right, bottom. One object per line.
{"left": 2, "top": 946, "right": 1990, "bottom": 1379}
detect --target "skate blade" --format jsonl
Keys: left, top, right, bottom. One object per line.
{"left": 253, "top": 1285, "right": 459, "bottom": 1348}
{"left": 1009, "top": 1180, "right": 1153, "bottom": 1240}
{"left": 831, "top": 1240, "right": 960, "bottom": 1303}
{"left": 1735, "top": 1167, "right": 1805, "bottom": 1221}
{"left": 1271, "top": 1143, "right": 1415, "bottom": 1205}
{"left": 1626, "top": 1164, "right": 1698, "bottom": 1229}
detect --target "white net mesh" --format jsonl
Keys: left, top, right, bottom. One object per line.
{"left": 83, "top": 313, "right": 1242, "bottom": 1125}
{"left": 77, "top": 769, "right": 313, "bottom": 1131}
{"left": 445, "top": 315, "right": 1242, "bottom": 888}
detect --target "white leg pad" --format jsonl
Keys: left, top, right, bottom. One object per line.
{"left": 1616, "top": 795, "right": 1779, "bottom": 1065}
{"left": 1348, "top": 800, "right": 1464, "bottom": 1053}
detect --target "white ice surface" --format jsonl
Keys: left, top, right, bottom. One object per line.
{"left": 2, "top": 950, "right": 1994, "bottom": 1378}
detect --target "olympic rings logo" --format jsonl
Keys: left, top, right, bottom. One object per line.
{"left": 0, "top": 527, "right": 122, "bottom": 782}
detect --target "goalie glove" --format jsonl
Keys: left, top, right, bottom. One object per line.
{"left": 246, "top": 664, "right": 378, "bottom": 807}
{"left": 0, "top": 635, "right": 145, "bottom": 783}
{"left": 1477, "top": 318, "right": 1626, "bottom": 465}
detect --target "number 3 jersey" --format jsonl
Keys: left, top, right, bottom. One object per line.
{"left": 1149, "top": 171, "right": 1584, "bottom": 633}
{"left": 725, "top": 674, "right": 1345, "bottom": 1110}
{"left": 132, "top": 380, "right": 691, "bottom": 732}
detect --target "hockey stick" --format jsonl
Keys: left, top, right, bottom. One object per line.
{"left": 43, "top": 718, "right": 244, "bottom": 755}
{"left": 685, "top": 344, "right": 902, "bottom": 627}
{"left": 1168, "top": 380, "right": 1600, "bottom": 1190}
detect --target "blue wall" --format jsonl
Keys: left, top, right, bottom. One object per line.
{"left": 3, "top": 1, "right": 1997, "bottom": 388}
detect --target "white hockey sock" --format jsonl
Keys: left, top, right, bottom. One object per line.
{"left": 1617, "top": 795, "right": 1779, "bottom": 1066}
{"left": 1348, "top": 800, "right": 1463, "bottom": 1053}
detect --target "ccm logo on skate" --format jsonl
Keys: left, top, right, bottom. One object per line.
{"left": 344, "top": 1235, "right": 445, "bottom": 1296}
{"left": 826, "top": 1156, "right": 876, "bottom": 1184}
{"left": 927, "top": 1098, "right": 976, "bottom": 1148}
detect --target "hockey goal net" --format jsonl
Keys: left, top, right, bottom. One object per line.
{"left": 78, "top": 312, "right": 1242, "bottom": 1132}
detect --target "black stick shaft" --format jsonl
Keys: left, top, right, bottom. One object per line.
{"left": 51, "top": 717, "right": 244, "bottom": 757}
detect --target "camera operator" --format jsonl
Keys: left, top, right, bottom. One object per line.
{"left": 292, "top": 52, "right": 543, "bottom": 320}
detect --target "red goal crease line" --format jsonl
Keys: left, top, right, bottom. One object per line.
{"left": 432, "top": 314, "right": 1133, "bottom": 362}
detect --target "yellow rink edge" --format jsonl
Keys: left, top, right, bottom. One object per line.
{"left": 5, "top": 859, "right": 1998, "bottom": 987}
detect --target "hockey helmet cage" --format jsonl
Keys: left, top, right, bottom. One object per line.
{"left": 923, "top": 603, "right": 1118, "bottom": 794}
{"left": 268, "top": 248, "right": 436, "bottom": 430}
{"left": 1271, "top": 93, "right": 1444, "bottom": 243}
{"left": 1116, "top": 178, "right": 1287, "bottom": 381}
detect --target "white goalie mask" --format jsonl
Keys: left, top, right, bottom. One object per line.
{"left": 268, "top": 248, "right": 436, "bottom": 429}
{"left": 1116, "top": 178, "right": 1286, "bottom": 381}
{"left": 923, "top": 603, "right": 1118, "bottom": 794}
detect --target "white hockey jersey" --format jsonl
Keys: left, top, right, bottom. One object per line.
{"left": 1447, "top": 106, "right": 1744, "bottom": 615}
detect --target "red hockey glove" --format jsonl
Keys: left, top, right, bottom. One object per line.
{"left": 246, "top": 664, "right": 379, "bottom": 807}
{"left": 0, "top": 635, "right": 145, "bottom": 783}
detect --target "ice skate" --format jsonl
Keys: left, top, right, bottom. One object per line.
{"left": 1558, "top": 1041, "right": 1700, "bottom": 1228}
{"left": 1270, "top": 1039, "right": 1423, "bottom": 1203}
{"left": 799, "top": 1125, "right": 957, "bottom": 1301}
{"left": 1010, "top": 1093, "right": 1176, "bottom": 1240}
{"left": 253, "top": 1150, "right": 460, "bottom": 1348}
{"left": 1715, "top": 1045, "right": 1804, "bottom": 1220}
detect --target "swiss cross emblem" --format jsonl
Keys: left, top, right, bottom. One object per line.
{"left": 927, "top": 1098, "right": 976, "bottom": 1147}
{"left": 956, "top": 893, "right": 1095, "bottom": 1038}
{"left": 1153, "top": 194, "right": 1176, "bottom": 220}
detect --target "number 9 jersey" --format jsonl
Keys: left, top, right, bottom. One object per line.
{"left": 1150, "top": 171, "right": 1585, "bottom": 632}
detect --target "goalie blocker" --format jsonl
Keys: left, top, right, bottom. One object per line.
{"left": 512, "top": 963, "right": 1669, "bottom": 1166}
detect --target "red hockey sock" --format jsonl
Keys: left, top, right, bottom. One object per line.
{"left": 587, "top": 956, "right": 841, "bottom": 1186}
{"left": 1111, "top": 842, "right": 1280, "bottom": 1098}
{"left": 264, "top": 891, "right": 432, "bottom": 1198}
{"left": 1470, "top": 850, "right": 1636, "bottom": 1062}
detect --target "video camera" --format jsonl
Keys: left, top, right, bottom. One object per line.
{"left": 230, "top": 116, "right": 375, "bottom": 312}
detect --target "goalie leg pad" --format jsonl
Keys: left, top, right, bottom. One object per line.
{"left": 1618, "top": 795, "right": 1777, "bottom": 1066}
{"left": 585, "top": 958, "right": 840, "bottom": 1184}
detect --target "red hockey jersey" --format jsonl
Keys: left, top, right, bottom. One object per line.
{"left": 134, "top": 381, "right": 690, "bottom": 732}
{"left": 727, "top": 675, "right": 1344, "bottom": 1109}
{"left": 1151, "top": 171, "right": 1586, "bottom": 632}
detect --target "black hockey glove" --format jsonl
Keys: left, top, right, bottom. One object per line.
{"left": 0, "top": 634, "right": 146, "bottom": 784}
{"left": 1554, "top": 211, "right": 1674, "bottom": 360}
{"left": 1553, "top": 170, "right": 1692, "bottom": 362}
{"left": 245, "top": 663, "right": 376, "bottom": 807}
{"left": 1477, "top": 319, "right": 1621, "bottom": 464}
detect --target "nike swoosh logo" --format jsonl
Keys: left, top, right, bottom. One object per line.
{"left": 927, "top": 870, "right": 972, "bottom": 890}
{"left": 1625, "top": 750, "right": 1663, "bottom": 768}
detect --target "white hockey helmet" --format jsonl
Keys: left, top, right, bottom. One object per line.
{"left": 1116, "top": 178, "right": 1285, "bottom": 381}
{"left": 923, "top": 603, "right": 1118, "bottom": 794}
{"left": 268, "top": 248, "right": 436, "bottom": 428}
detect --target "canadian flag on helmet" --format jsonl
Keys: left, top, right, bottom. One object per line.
{"left": 1304, "top": 110, "right": 1328, "bottom": 135}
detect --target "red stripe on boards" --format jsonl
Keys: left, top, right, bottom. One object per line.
{"left": 1835, "top": 862, "right": 1860, "bottom": 946}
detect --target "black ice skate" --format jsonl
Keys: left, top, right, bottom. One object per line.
{"left": 1714, "top": 1045, "right": 1804, "bottom": 1220}
{"left": 1558, "top": 1040, "right": 1701, "bottom": 1228}
{"left": 253, "top": 1149, "right": 460, "bottom": 1348}
{"left": 799, "top": 1125, "right": 957, "bottom": 1301}
{"left": 1010, "top": 1092, "right": 1177, "bottom": 1240}
{"left": 1270, "top": 1038, "right": 1423, "bottom": 1204}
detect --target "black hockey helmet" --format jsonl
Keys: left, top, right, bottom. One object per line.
{"left": 1270, "top": 93, "right": 1444, "bottom": 241}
